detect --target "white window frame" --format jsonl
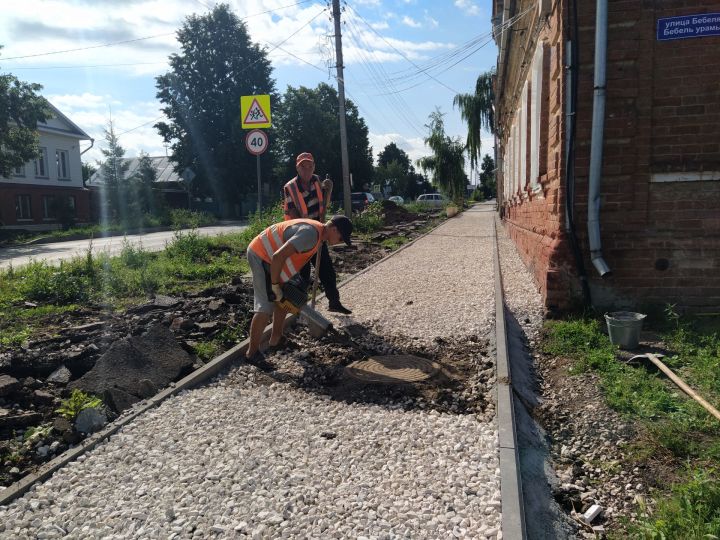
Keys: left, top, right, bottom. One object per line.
{"left": 520, "top": 81, "right": 528, "bottom": 195}
{"left": 56, "top": 149, "right": 70, "bottom": 180}
{"left": 513, "top": 116, "right": 520, "bottom": 198}
{"left": 16, "top": 194, "right": 32, "bottom": 220}
{"left": 13, "top": 164, "right": 25, "bottom": 177}
{"left": 43, "top": 195, "right": 57, "bottom": 219}
{"left": 530, "top": 43, "right": 544, "bottom": 192}
{"left": 34, "top": 147, "right": 48, "bottom": 178}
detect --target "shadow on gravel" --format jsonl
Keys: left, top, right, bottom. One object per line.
{"left": 504, "top": 308, "right": 578, "bottom": 540}
{"left": 256, "top": 321, "right": 495, "bottom": 418}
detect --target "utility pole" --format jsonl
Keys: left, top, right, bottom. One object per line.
{"left": 332, "top": 0, "right": 352, "bottom": 217}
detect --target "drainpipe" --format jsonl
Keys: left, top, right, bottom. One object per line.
{"left": 587, "top": 0, "right": 612, "bottom": 277}
{"left": 80, "top": 138, "right": 95, "bottom": 155}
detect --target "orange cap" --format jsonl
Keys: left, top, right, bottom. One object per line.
{"left": 296, "top": 152, "right": 314, "bottom": 166}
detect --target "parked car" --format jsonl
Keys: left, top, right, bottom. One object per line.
{"left": 351, "top": 192, "right": 375, "bottom": 212}
{"left": 388, "top": 195, "right": 404, "bottom": 204}
{"left": 416, "top": 193, "right": 447, "bottom": 207}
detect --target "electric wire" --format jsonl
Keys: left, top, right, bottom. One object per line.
{"left": 0, "top": 0, "right": 316, "bottom": 62}
{"left": 343, "top": 2, "right": 459, "bottom": 95}
{"left": 342, "top": 16, "right": 426, "bottom": 138}
{"left": 372, "top": 4, "right": 535, "bottom": 93}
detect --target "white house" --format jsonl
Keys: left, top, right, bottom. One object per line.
{"left": 0, "top": 101, "right": 92, "bottom": 230}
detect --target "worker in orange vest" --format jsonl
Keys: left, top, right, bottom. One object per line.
{"left": 245, "top": 215, "right": 353, "bottom": 368}
{"left": 283, "top": 152, "right": 352, "bottom": 314}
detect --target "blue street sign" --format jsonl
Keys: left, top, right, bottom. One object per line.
{"left": 657, "top": 12, "right": 720, "bottom": 41}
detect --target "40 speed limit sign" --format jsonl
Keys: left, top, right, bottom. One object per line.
{"left": 245, "top": 129, "right": 268, "bottom": 156}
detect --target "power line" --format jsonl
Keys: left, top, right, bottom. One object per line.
{"left": 0, "top": 0, "right": 316, "bottom": 62}
{"left": 116, "top": 115, "right": 165, "bottom": 137}
{"left": 9, "top": 61, "right": 168, "bottom": 70}
{"left": 344, "top": 2, "right": 459, "bottom": 95}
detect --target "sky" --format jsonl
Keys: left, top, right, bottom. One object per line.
{"left": 0, "top": 0, "right": 497, "bottom": 183}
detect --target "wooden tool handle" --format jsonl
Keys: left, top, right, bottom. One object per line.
{"left": 646, "top": 353, "right": 720, "bottom": 422}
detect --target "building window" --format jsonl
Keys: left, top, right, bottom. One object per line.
{"left": 34, "top": 147, "right": 48, "bottom": 178}
{"left": 520, "top": 81, "right": 529, "bottom": 193}
{"left": 43, "top": 195, "right": 57, "bottom": 219}
{"left": 66, "top": 195, "right": 76, "bottom": 216}
{"left": 16, "top": 195, "right": 32, "bottom": 220}
{"left": 530, "top": 42, "right": 549, "bottom": 191}
{"left": 13, "top": 164, "right": 25, "bottom": 177}
{"left": 56, "top": 149, "right": 70, "bottom": 180}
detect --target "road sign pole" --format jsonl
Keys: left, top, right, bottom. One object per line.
{"left": 256, "top": 155, "right": 262, "bottom": 213}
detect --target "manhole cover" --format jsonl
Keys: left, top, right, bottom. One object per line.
{"left": 345, "top": 355, "right": 440, "bottom": 384}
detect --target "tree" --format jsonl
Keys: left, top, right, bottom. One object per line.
{"left": 81, "top": 162, "right": 97, "bottom": 186}
{"left": 453, "top": 68, "right": 495, "bottom": 171}
{"left": 273, "top": 83, "right": 373, "bottom": 196}
{"left": 377, "top": 142, "right": 411, "bottom": 171}
{"left": 0, "top": 46, "right": 50, "bottom": 177}
{"left": 478, "top": 154, "right": 496, "bottom": 199}
{"left": 155, "top": 4, "right": 277, "bottom": 215}
{"left": 374, "top": 143, "right": 428, "bottom": 199}
{"left": 416, "top": 109, "right": 468, "bottom": 202}
{"left": 98, "top": 121, "right": 130, "bottom": 222}
{"left": 131, "top": 152, "right": 158, "bottom": 214}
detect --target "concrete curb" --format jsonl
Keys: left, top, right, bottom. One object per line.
{"left": 0, "top": 216, "right": 447, "bottom": 507}
{"left": 493, "top": 217, "right": 527, "bottom": 539}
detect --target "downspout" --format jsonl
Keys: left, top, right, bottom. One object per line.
{"left": 80, "top": 138, "right": 95, "bottom": 155}
{"left": 587, "top": 0, "right": 612, "bottom": 277}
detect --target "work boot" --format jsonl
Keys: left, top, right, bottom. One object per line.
{"left": 245, "top": 350, "right": 274, "bottom": 372}
{"left": 328, "top": 301, "right": 352, "bottom": 315}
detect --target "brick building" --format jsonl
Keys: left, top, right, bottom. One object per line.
{"left": 0, "top": 102, "right": 92, "bottom": 230}
{"left": 493, "top": 0, "right": 720, "bottom": 313}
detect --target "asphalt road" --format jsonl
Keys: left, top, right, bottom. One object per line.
{"left": 0, "top": 223, "right": 248, "bottom": 270}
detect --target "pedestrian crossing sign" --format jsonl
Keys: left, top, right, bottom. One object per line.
{"left": 241, "top": 95, "right": 271, "bottom": 129}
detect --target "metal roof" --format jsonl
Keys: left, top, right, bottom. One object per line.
{"left": 88, "top": 156, "right": 182, "bottom": 185}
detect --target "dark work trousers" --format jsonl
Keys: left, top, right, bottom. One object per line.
{"left": 299, "top": 242, "right": 340, "bottom": 305}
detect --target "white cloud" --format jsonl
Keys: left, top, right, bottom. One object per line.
{"left": 454, "top": 0, "right": 481, "bottom": 16}
{"left": 45, "top": 92, "right": 166, "bottom": 163}
{"left": 368, "top": 132, "right": 428, "bottom": 166}
{"left": 370, "top": 20, "right": 389, "bottom": 30}
{"left": 424, "top": 14, "right": 439, "bottom": 28}
{"left": 401, "top": 16, "right": 421, "bottom": 28}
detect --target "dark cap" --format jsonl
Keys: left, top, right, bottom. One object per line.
{"left": 330, "top": 215, "right": 353, "bottom": 246}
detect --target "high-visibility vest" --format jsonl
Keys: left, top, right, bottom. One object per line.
{"left": 283, "top": 175, "right": 325, "bottom": 221}
{"left": 248, "top": 219, "right": 324, "bottom": 283}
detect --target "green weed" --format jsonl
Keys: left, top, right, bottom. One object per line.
{"left": 55, "top": 389, "right": 103, "bottom": 420}
{"left": 630, "top": 469, "right": 720, "bottom": 539}
{"left": 193, "top": 340, "right": 220, "bottom": 361}
{"left": 353, "top": 202, "right": 384, "bottom": 233}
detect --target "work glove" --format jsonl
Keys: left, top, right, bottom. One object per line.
{"left": 321, "top": 178, "right": 333, "bottom": 192}
{"left": 271, "top": 283, "right": 284, "bottom": 303}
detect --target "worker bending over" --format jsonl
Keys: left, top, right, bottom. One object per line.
{"left": 245, "top": 215, "right": 353, "bottom": 366}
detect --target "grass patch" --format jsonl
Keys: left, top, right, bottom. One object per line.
{"left": 381, "top": 236, "right": 410, "bottom": 250}
{"left": 542, "top": 317, "right": 720, "bottom": 537}
{"left": 0, "top": 208, "right": 269, "bottom": 346}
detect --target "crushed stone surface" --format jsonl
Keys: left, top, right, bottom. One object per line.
{"left": 0, "top": 205, "right": 503, "bottom": 539}
{"left": 321, "top": 208, "right": 496, "bottom": 346}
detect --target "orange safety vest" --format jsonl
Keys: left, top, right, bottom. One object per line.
{"left": 248, "top": 219, "right": 324, "bottom": 283}
{"left": 283, "top": 175, "right": 326, "bottom": 221}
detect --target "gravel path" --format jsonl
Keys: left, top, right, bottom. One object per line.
{"left": 0, "top": 205, "right": 503, "bottom": 539}
{"left": 321, "top": 206, "right": 497, "bottom": 345}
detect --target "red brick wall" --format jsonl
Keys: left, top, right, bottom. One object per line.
{"left": 0, "top": 184, "right": 90, "bottom": 228}
{"left": 499, "top": 0, "right": 720, "bottom": 313}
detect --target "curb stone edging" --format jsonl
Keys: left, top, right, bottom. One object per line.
{"left": 493, "top": 217, "right": 527, "bottom": 539}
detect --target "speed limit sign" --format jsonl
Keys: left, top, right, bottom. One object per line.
{"left": 245, "top": 129, "right": 268, "bottom": 156}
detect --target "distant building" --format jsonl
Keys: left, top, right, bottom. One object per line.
{"left": 493, "top": 0, "right": 720, "bottom": 313}
{"left": 0, "top": 102, "right": 92, "bottom": 230}
{"left": 87, "top": 156, "right": 199, "bottom": 218}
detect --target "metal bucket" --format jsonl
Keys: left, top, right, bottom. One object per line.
{"left": 604, "top": 311, "right": 646, "bottom": 349}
